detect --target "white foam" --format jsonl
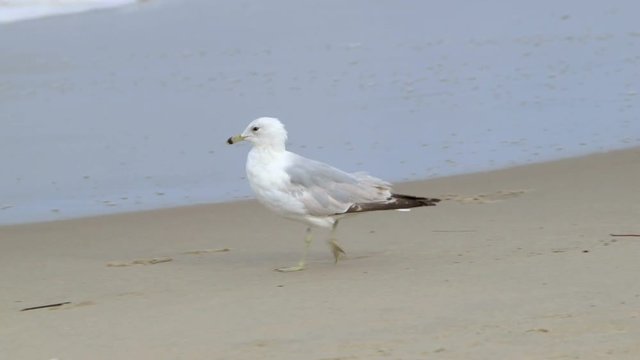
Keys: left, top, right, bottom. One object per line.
{"left": 0, "top": 0, "right": 138, "bottom": 23}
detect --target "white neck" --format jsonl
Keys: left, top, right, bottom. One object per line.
{"left": 252, "top": 141, "right": 286, "bottom": 152}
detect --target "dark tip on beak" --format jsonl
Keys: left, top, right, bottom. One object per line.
{"left": 227, "top": 137, "right": 233, "bottom": 144}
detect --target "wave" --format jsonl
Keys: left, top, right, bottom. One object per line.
{"left": 0, "top": 0, "right": 139, "bottom": 23}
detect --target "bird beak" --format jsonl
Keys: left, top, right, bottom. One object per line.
{"left": 227, "top": 135, "right": 246, "bottom": 144}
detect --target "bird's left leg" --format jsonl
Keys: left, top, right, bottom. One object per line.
{"left": 328, "top": 220, "right": 346, "bottom": 263}
{"left": 275, "top": 227, "right": 313, "bottom": 272}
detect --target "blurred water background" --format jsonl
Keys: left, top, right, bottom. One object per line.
{"left": 1, "top": 0, "right": 639, "bottom": 225}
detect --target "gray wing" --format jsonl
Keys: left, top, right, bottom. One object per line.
{"left": 284, "top": 152, "right": 392, "bottom": 216}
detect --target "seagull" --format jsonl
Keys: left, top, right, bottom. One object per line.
{"left": 227, "top": 117, "right": 440, "bottom": 271}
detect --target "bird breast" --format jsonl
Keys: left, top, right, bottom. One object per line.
{"left": 246, "top": 149, "right": 306, "bottom": 216}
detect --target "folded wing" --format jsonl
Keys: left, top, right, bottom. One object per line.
{"left": 284, "top": 153, "right": 439, "bottom": 216}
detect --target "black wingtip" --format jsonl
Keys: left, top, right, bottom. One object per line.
{"left": 341, "top": 194, "right": 440, "bottom": 214}
{"left": 393, "top": 194, "right": 440, "bottom": 207}
{"left": 227, "top": 137, "right": 233, "bottom": 144}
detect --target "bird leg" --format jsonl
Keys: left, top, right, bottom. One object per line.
{"left": 275, "top": 227, "right": 313, "bottom": 272}
{"left": 329, "top": 220, "right": 346, "bottom": 263}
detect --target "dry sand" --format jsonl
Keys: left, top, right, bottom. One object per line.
{"left": 1, "top": 148, "right": 639, "bottom": 359}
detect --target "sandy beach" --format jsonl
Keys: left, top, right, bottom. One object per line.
{"left": 1, "top": 147, "right": 639, "bottom": 359}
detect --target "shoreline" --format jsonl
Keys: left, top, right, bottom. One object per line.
{"left": 2, "top": 146, "right": 638, "bottom": 229}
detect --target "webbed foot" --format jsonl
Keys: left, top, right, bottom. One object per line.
{"left": 274, "top": 263, "right": 306, "bottom": 272}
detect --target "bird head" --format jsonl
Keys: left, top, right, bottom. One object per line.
{"left": 227, "top": 117, "right": 288, "bottom": 150}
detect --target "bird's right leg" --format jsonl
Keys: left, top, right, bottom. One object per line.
{"left": 275, "top": 227, "right": 313, "bottom": 272}
{"left": 329, "top": 220, "right": 346, "bottom": 263}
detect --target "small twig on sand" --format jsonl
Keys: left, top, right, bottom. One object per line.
{"left": 610, "top": 234, "right": 640, "bottom": 237}
{"left": 21, "top": 302, "right": 71, "bottom": 312}
{"left": 182, "top": 248, "right": 231, "bottom": 255}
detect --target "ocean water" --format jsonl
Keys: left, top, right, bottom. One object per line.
{"left": 0, "top": 0, "right": 138, "bottom": 23}
{"left": 1, "top": 1, "right": 639, "bottom": 225}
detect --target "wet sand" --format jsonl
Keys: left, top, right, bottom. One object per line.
{"left": 1, "top": 147, "right": 639, "bottom": 359}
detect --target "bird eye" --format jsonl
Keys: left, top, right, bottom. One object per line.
{"left": 252, "top": 126, "right": 260, "bottom": 132}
